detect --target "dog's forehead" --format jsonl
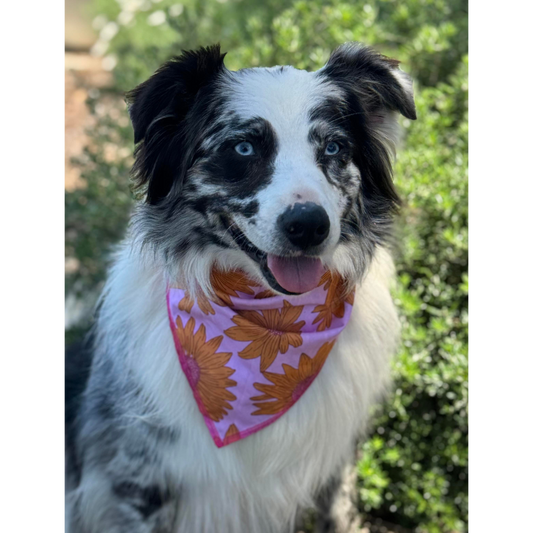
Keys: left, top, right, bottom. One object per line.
{"left": 224, "top": 66, "right": 341, "bottom": 135}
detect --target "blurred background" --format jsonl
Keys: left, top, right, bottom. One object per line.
{"left": 65, "top": 1, "right": 468, "bottom": 532}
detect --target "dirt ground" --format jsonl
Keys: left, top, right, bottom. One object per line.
{"left": 65, "top": 52, "right": 112, "bottom": 191}
{"left": 359, "top": 518, "right": 414, "bottom": 533}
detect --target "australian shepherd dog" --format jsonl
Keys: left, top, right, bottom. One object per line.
{"left": 66, "top": 42, "right": 416, "bottom": 533}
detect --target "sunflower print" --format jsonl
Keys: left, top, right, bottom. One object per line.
{"left": 254, "top": 289, "right": 277, "bottom": 299}
{"left": 175, "top": 315, "right": 236, "bottom": 422}
{"left": 250, "top": 341, "right": 335, "bottom": 415}
{"left": 211, "top": 269, "right": 259, "bottom": 306}
{"left": 178, "top": 292, "right": 216, "bottom": 315}
{"left": 224, "top": 300, "right": 305, "bottom": 371}
{"left": 312, "top": 271, "right": 355, "bottom": 332}
{"left": 222, "top": 424, "right": 241, "bottom": 446}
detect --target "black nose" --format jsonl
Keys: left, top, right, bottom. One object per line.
{"left": 277, "top": 202, "right": 330, "bottom": 250}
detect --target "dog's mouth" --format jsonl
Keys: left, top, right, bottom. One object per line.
{"left": 223, "top": 218, "right": 326, "bottom": 295}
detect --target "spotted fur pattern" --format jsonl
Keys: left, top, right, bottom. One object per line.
{"left": 66, "top": 42, "right": 416, "bottom": 533}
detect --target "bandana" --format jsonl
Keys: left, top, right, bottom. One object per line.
{"left": 166, "top": 268, "right": 355, "bottom": 448}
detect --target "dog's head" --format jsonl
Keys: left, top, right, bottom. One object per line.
{"left": 127, "top": 43, "right": 416, "bottom": 294}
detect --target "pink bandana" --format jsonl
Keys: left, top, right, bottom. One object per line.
{"left": 166, "top": 269, "right": 355, "bottom": 448}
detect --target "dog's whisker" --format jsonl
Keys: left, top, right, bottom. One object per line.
{"left": 220, "top": 220, "right": 240, "bottom": 242}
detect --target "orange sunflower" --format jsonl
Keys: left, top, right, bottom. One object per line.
{"left": 211, "top": 268, "right": 259, "bottom": 306}
{"left": 312, "top": 271, "right": 355, "bottom": 332}
{"left": 254, "top": 289, "right": 277, "bottom": 299}
{"left": 222, "top": 424, "right": 241, "bottom": 445}
{"left": 250, "top": 341, "right": 335, "bottom": 415}
{"left": 224, "top": 300, "right": 305, "bottom": 371}
{"left": 175, "top": 315, "right": 236, "bottom": 422}
{"left": 178, "top": 292, "right": 216, "bottom": 315}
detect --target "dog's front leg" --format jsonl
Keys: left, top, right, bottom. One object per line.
{"left": 311, "top": 462, "right": 359, "bottom": 533}
{"left": 66, "top": 471, "right": 178, "bottom": 533}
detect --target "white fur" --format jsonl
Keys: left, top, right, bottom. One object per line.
{"left": 85, "top": 242, "right": 400, "bottom": 533}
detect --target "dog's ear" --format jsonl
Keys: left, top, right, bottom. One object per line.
{"left": 321, "top": 42, "right": 416, "bottom": 123}
{"left": 126, "top": 44, "right": 227, "bottom": 204}
{"left": 319, "top": 43, "right": 416, "bottom": 212}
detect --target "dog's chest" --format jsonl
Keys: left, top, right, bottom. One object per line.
{"left": 153, "top": 323, "right": 364, "bottom": 533}
{"left": 114, "top": 255, "right": 396, "bottom": 532}
{"left": 150, "top": 317, "right": 359, "bottom": 453}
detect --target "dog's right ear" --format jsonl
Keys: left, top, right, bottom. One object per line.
{"left": 126, "top": 45, "right": 227, "bottom": 204}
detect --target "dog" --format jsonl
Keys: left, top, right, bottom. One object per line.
{"left": 65, "top": 42, "right": 416, "bottom": 533}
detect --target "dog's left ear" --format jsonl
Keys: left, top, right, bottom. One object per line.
{"left": 126, "top": 44, "right": 227, "bottom": 204}
{"left": 320, "top": 42, "right": 417, "bottom": 122}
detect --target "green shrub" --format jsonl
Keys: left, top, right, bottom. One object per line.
{"left": 66, "top": 1, "right": 468, "bottom": 531}
{"left": 357, "top": 57, "right": 468, "bottom": 533}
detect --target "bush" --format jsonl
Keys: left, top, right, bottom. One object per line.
{"left": 65, "top": 1, "right": 468, "bottom": 531}
{"left": 357, "top": 57, "right": 468, "bottom": 533}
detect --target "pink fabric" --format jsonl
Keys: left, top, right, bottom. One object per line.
{"left": 166, "top": 270, "right": 354, "bottom": 448}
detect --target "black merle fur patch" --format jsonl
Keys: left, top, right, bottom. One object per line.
{"left": 112, "top": 481, "right": 170, "bottom": 519}
{"left": 126, "top": 44, "right": 228, "bottom": 204}
{"left": 239, "top": 200, "right": 259, "bottom": 218}
{"left": 199, "top": 117, "right": 278, "bottom": 199}
{"left": 65, "top": 335, "right": 94, "bottom": 487}
{"left": 308, "top": 92, "right": 397, "bottom": 246}
{"left": 320, "top": 42, "right": 416, "bottom": 120}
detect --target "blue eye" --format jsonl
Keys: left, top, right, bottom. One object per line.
{"left": 325, "top": 142, "right": 340, "bottom": 155}
{"left": 235, "top": 141, "right": 255, "bottom": 156}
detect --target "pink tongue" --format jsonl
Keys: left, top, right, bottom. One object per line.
{"left": 267, "top": 255, "right": 326, "bottom": 294}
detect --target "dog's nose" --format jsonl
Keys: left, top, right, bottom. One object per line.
{"left": 277, "top": 202, "right": 330, "bottom": 250}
